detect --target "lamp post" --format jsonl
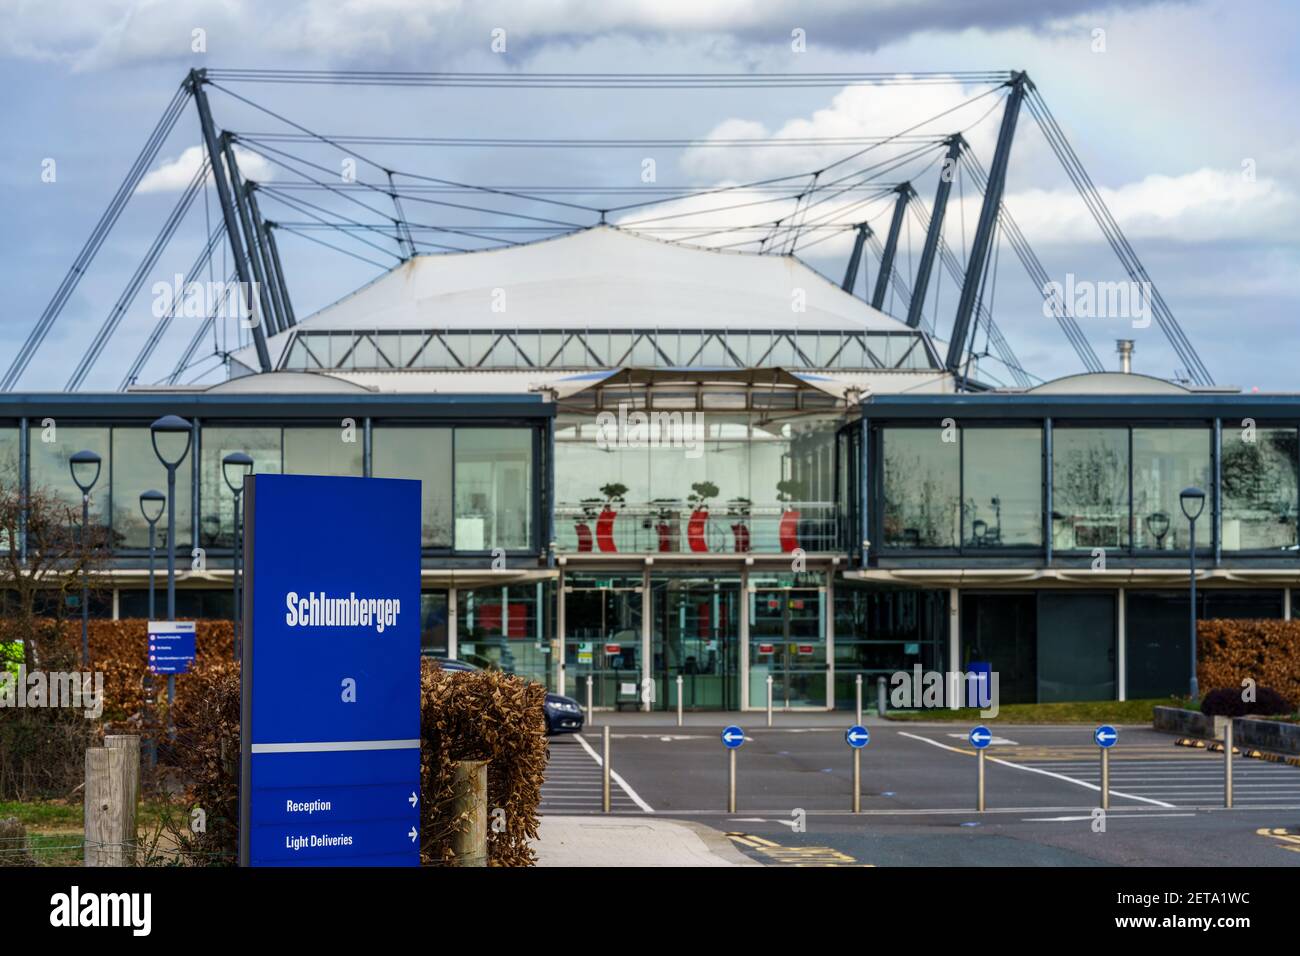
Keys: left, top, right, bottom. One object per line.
{"left": 222, "top": 451, "right": 254, "bottom": 659}
{"left": 139, "top": 490, "right": 165, "bottom": 618}
{"left": 1179, "top": 487, "right": 1206, "bottom": 701}
{"left": 68, "top": 449, "right": 102, "bottom": 667}
{"left": 151, "top": 415, "right": 193, "bottom": 731}
{"left": 139, "top": 488, "right": 165, "bottom": 769}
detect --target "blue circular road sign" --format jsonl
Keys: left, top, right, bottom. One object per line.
{"left": 969, "top": 725, "right": 993, "bottom": 749}
{"left": 721, "top": 725, "right": 746, "bottom": 749}
{"left": 845, "top": 725, "right": 870, "bottom": 748}
{"left": 1095, "top": 724, "right": 1119, "bottom": 748}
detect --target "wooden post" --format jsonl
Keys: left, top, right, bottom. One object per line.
{"left": 84, "top": 735, "right": 140, "bottom": 867}
{"left": 451, "top": 760, "right": 489, "bottom": 866}
{"left": 105, "top": 735, "right": 140, "bottom": 863}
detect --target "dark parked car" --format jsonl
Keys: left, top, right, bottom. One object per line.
{"left": 429, "top": 657, "right": 584, "bottom": 736}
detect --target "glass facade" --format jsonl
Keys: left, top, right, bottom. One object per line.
{"left": 198, "top": 426, "right": 282, "bottom": 549}
{"left": 110, "top": 427, "right": 193, "bottom": 550}
{"left": 962, "top": 427, "right": 1042, "bottom": 548}
{"left": 1221, "top": 426, "right": 1298, "bottom": 551}
{"left": 749, "top": 571, "right": 826, "bottom": 708}
{"left": 454, "top": 429, "right": 533, "bottom": 551}
{"left": 283, "top": 427, "right": 363, "bottom": 476}
{"left": 1052, "top": 427, "right": 1130, "bottom": 551}
{"left": 881, "top": 427, "right": 959, "bottom": 548}
{"left": 28, "top": 425, "right": 111, "bottom": 526}
{"left": 372, "top": 427, "right": 453, "bottom": 548}
{"left": 554, "top": 412, "right": 840, "bottom": 554}
{"left": 457, "top": 583, "right": 550, "bottom": 687}
{"left": 832, "top": 585, "right": 947, "bottom": 708}
{"left": 1132, "top": 428, "right": 1211, "bottom": 550}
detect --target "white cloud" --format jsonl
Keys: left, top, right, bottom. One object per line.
{"left": 136, "top": 143, "right": 273, "bottom": 193}
{"left": 0, "top": 0, "right": 1176, "bottom": 70}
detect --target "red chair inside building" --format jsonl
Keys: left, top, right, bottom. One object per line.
{"left": 574, "top": 521, "right": 594, "bottom": 552}
{"left": 687, "top": 509, "right": 710, "bottom": 553}
{"left": 730, "top": 522, "right": 751, "bottom": 553}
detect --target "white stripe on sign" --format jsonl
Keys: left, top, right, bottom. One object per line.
{"left": 251, "top": 739, "right": 420, "bottom": 753}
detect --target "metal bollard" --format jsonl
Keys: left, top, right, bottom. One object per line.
{"left": 877, "top": 675, "right": 887, "bottom": 717}
{"left": 855, "top": 674, "right": 863, "bottom": 726}
{"left": 602, "top": 725, "right": 611, "bottom": 813}
{"left": 676, "top": 674, "right": 684, "bottom": 727}
{"left": 852, "top": 748, "right": 861, "bottom": 813}
{"left": 766, "top": 674, "right": 774, "bottom": 727}
{"left": 728, "top": 749, "right": 737, "bottom": 813}
{"left": 1100, "top": 747, "right": 1110, "bottom": 810}
{"left": 1224, "top": 721, "right": 1234, "bottom": 809}
{"left": 587, "top": 675, "right": 594, "bottom": 726}
{"left": 977, "top": 749, "right": 986, "bottom": 812}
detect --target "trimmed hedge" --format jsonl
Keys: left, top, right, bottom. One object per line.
{"left": 163, "top": 657, "right": 546, "bottom": 866}
{"left": 1200, "top": 685, "right": 1294, "bottom": 718}
{"left": 1198, "top": 618, "right": 1300, "bottom": 709}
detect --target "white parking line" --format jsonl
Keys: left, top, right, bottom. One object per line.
{"left": 897, "top": 731, "right": 1177, "bottom": 808}
{"left": 573, "top": 732, "right": 655, "bottom": 813}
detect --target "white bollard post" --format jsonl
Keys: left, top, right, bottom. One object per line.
{"left": 676, "top": 674, "right": 684, "bottom": 727}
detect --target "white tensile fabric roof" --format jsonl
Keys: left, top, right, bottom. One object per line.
{"left": 232, "top": 225, "right": 918, "bottom": 371}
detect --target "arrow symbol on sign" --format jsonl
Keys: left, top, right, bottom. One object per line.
{"left": 408, "top": 791, "right": 418, "bottom": 808}
{"left": 971, "top": 730, "right": 991, "bottom": 744}
{"left": 408, "top": 826, "right": 418, "bottom": 843}
{"left": 723, "top": 731, "right": 744, "bottom": 743}
{"left": 848, "top": 730, "right": 868, "bottom": 743}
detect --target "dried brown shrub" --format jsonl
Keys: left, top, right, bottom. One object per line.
{"left": 147, "top": 657, "right": 547, "bottom": 866}
{"left": 419, "top": 660, "right": 548, "bottom": 867}
{"left": 1198, "top": 618, "right": 1300, "bottom": 706}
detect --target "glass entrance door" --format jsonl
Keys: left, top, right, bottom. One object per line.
{"left": 563, "top": 574, "right": 643, "bottom": 706}
{"left": 651, "top": 576, "right": 741, "bottom": 710}
{"left": 749, "top": 573, "right": 827, "bottom": 708}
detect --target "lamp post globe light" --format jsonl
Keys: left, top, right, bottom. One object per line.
{"left": 222, "top": 451, "right": 254, "bottom": 659}
{"left": 139, "top": 490, "right": 166, "bottom": 618}
{"left": 1180, "top": 486, "right": 1207, "bottom": 701}
{"left": 68, "top": 449, "right": 102, "bottom": 667}
{"left": 151, "top": 415, "right": 193, "bottom": 732}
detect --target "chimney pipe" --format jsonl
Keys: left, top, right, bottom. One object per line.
{"left": 1116, "top": 339, "right": 1134, "bottom": 374}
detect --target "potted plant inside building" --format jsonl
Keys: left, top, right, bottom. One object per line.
{"left": 776, "top": 478, "right": 804, "bottom": 553}
{"left": 686, "top": 481, "right": 719, "bottom": 553}
{"left": 726, "top": 496, "right": 752, "bottom": 553}
{"left": 596, "top": 482, "right": 627, "bottom": 553}
{"left": 575, "top": 497, "right": 601, "bottom": 552}
{"left": 650, "top": 497, "right": 682, "bottom": 552}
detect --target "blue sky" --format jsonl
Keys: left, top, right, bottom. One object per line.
{"left": 1, "top": 0, "right": 1297, "bottom": 391}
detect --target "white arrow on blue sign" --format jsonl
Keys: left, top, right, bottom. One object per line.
{"left": 845, "top": 725, "right": 870, "bottom": 748}
{"left": 1095, "top": 725, "right": 1118, "bottom": 748}
{"left": 969, "top": 725, "right": 993, "bottom": 749}
{"left": 721, "top": 725, "right": 746, "bottom": 749}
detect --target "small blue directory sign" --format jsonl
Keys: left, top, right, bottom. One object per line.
{"left": 845, "top": 725, "right": 870, "bottom": 748}
{"left": 147, "top": 621, "right": 195, "bottom": 674}
{"left": 1095, "top": 725, "right": 1118, "bottom": 748}
{"left": 969, "top": 725, "right": 993, "bottom": 749}
{"left": 721, "top": 725, "right": 746, "bottom": 749}
{"left": 239, "top": 474, "right": 422, "bottom": 867}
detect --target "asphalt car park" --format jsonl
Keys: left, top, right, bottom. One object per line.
{"left": 541, "top": 721, "right": 1300, "bottom": 865}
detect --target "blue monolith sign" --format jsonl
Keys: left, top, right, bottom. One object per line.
{"left": 239, "top": 474, "right": 422, "bottom": 867}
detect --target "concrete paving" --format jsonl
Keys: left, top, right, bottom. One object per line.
{"left": 532, "top": 815, "right": 759, "bottom": 866}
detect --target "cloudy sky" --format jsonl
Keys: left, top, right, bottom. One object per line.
{"left": 1, "top": 0, "right": 1297, "bottom": 391}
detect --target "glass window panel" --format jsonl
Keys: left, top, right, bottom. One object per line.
{"left": 111, "top": 427, "right": 193, "bottom": 550}
{"left": 29, "top": 425, "right": 111, "bottom": 528}
{"left": 1051, "top": 428, "right": 1130, "bottom": 551}
{"left": 881, "top": 427, "right": 959, "bottom": 548}
{"left": 1132, "top": 428, "right": 1211, "bottom": 551}
{"left": 372, "top": 427, "right": 453, "bottom": 547}
{"left": 962, "top": 428, "right": 1042, "bottom": 548}
{"left": 282, "top": 427, "right": 363, "bottom": 476}
{"left": 199, "top": 426, "right": 281, "bottom": 550}
{"left": 630, "top": 335, "right": 661, "bottom": 366}
{"left": 0, "top": 427, "right": 18, "bottom": 487}
{"left": 457, "top": 583, "right": 551, "bottom": 687}
{"left": 1221, "top": 426, "right": 1298, "bottom": 551}
{"left": 455, "top": 428, "right": 533, "bottom": 551}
